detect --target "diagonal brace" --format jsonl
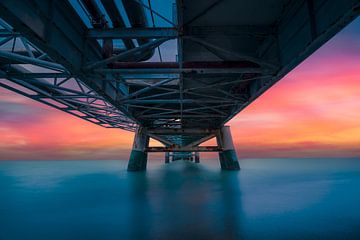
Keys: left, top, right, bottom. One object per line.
{"left": 84, "top": 38, "right": 172, "bottom": 70}
{"left": 119, "top": 77, "right": 176, "bottom": 101}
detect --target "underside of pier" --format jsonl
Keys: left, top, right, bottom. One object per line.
{"left": 0, "top": 0, "right": 358, "bottom": 170}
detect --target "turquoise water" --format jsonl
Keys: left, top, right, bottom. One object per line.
{"left": 1, "top": 158, "right": 360, "bottom": 239}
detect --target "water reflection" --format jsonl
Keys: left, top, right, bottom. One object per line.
{"left": 127, "top": 162, "right": 243, "bottom": 239}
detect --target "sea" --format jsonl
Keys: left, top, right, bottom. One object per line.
{"left": 1, "top": 158, "right": 360, "bottom": 240}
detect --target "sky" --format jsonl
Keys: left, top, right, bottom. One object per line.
{"left": 0, "top": 13, "right": 359, "bottom": 160}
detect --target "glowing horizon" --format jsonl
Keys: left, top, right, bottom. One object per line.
{"left": 0, "top": 18, "right": 359, "bottom": 160}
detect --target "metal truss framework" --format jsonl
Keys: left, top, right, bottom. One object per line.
{"left": 0, "top": 19, "right": 136, "bottom": 131}
{"left": 0, "top": 0, "right": 358, "bottom": 159}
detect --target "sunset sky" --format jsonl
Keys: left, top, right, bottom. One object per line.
{"left": 0, "top": 17, "right": 359, "bottom": 160}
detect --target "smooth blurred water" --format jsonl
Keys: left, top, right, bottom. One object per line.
{"left": 1, "top": 158, "right": 360, "bottom": 240}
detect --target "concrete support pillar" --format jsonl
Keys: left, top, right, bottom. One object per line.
{"left": 127, "top": 127, "right": 149, "bottom": 171}
{"left": 195, "top": 152, "right": 200, "bottom": 163}
{"left": 165, "top": 152, "right": 170, "bottom": 164}
{"left": 216, "top": 126, "right": 240, "bottom": 170}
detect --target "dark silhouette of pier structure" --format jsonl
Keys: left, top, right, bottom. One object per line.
{"left": 0, "top": 0, "right": 358, "bottom": 170}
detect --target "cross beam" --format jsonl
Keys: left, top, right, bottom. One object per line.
{"left": 146, "top": 146, "right": 221, "bottom": 152}
{"left": 147, "top": 128, "right": 217, "bottom": 135}
{"left": 86, "top": 25, "right": 275, "bottom": 39}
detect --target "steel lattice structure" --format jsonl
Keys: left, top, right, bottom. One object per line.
{"left": 0, "top": 0, "right": 358, "bottom": 170}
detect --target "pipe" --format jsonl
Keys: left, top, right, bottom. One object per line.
{"left": 85, "top": 38, "right": 168, "bottom": 69}
{"left": 82, "top": 0, "right": 156, "bottom": 62}
{"left": 121, "top": 0, "right": 155, "bottom": 61}
{"left": 100, "top": 0, "right": 135, "bottom": 50}
{"left": 82, "top": 0, "right": 113, "bottom": 59}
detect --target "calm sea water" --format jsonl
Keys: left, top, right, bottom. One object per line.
{"left": 1, "top": 158, "right": 360, "bottom": 240}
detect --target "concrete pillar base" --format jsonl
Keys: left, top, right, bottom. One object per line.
{"left": 216, "top": 126, "right": 240, "bottom": 170}
{"left": 219, "top": 149, "right": 240, "bottom": 170}
{"left": 127, "top": 150, "right": 148, "bottom": 171}
{"left": 127, "top": 127, "right": 149, "bottom": 171}
{"left": 165, "top": 152, "right": 170, "bottom": 164}
{"left": 195, "top": 152, "right": 200, "bottom": 163}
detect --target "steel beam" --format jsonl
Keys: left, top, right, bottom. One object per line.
{"left": 123, "top": 99, "right": 238, "bottom": 104}
{"left": 141, "top": 114, "right": 225, "bottom": 118}
{"left": 184, "top": 134, "right": 216, "bottom": 148}
{"left": 5, "top": 72, "right": 72, "bottom": 79}
{"left": 147, "top": 128, "right": 216, "bottom": 135}
{"left": 87, "top": 27, "right": 178, "bottom": 39}
{"left": 120, "top": 78, "right": 177, "bottom": 101}
{"left": 95, "top": 67, "right": 263, "bottom": 75}
{"left": 0, "top": 51, "right": 66, "bottom": 71}
{"left": 86, "top": 25, "right": 275, "bottom": 39}
{"left": 146, "top": 146, "right": 221, "bottom": 152}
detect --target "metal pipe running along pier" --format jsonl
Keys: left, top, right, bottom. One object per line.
{"left": 0, "top": 0, "right": 358, "bottom": 170}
